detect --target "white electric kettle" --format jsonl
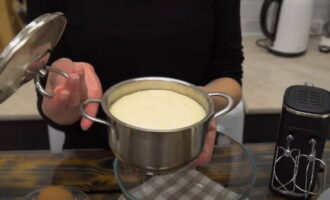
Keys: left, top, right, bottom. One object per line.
{"left": 260, "top": 0, "right": 314, "bottom": 56}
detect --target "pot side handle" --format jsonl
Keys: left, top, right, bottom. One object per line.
{"left": 208, "top": 93, "right": 234, "bottom": 119}
{"left": 80, "top": 98, "right": 114, "bottom": 128}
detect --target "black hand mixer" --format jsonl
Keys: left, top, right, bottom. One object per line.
{"left": 270, "top": 84, "right": 330, "bottom": 199}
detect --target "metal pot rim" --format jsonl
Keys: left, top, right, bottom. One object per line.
{"left": 100, "top": 76, "right": 215, "bottom": 133}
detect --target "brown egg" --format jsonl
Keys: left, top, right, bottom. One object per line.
{"left": 37, "top": 186, "right": 74, "bottom": 200}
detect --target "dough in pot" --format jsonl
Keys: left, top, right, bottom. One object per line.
{"left": 109, "top": 90, "right": 206, "bottom": 130}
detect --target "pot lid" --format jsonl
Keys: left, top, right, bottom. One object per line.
{"left": 0, "top": 12, "right": 66, "bottom": 103}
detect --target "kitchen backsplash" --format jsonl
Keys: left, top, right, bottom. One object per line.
{"left": 241, "top": 0, "right": 330, "bottom": 36}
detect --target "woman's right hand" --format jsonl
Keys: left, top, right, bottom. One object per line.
{"left": 41, "top": 58, "right": 102, "bottom": 130}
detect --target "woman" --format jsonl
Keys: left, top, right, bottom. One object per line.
{"left": 27, "top": 0, "right": 243, "bottom": 165}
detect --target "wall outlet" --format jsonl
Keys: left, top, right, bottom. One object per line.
{"left": 310, "top": 19, "right": 326, "bottom": 35}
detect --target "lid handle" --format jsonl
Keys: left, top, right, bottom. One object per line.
{"left": 34, "top": 66, "right": 68, "bottom": 97}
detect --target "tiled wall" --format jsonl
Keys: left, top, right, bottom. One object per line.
{"left": 241, "top": 0, "right": 330, "bottom": 36}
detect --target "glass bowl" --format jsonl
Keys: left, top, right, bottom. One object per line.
{"left": 113, "top": 132, "right": 256, "bottom": 200}
{"left": 24, "top": 186, "right": 90, "bottom": 200}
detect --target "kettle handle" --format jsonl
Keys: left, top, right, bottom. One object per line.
{"left": 260, "top": 0, "right": 280, "bottom": 41}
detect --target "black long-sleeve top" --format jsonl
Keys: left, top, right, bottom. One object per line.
{"left": 26, "top": 0, "right": 244, "bottom": 149}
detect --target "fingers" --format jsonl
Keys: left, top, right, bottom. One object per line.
{"left": 74, "top": 65, "right": 87, "bottom": 99}
{"left": 189, "top": 120, "right": 218, "bottom": 169}
{"left": 42, "top": 73, "right": 83, "bottom": 125}
{"left": 48, "top": 58, "right": 75, "bottom": 90}
{"left": 76, "top": 62, "right": 103, "bottom": 96}
{"left": 80, "top": 102, "right": 99, "bottom": 130}
{"left": 41, "top": 60, "right": 89, "bottom": 125}
{"left": 209, "top": 120, "right": 217, "bottom": 132}
{"left": 65, "top": 73, "right": 82, "bottom": 108}
{"left": 42, "top": 88, "right": 70, "bottom": 117}
{"left": 42, "top": 58, "right": 102, "bottom": 129}
{"left": 74, "top": 62, "right": 103, "bottom": 130}
{"left": 200, "top": 122, "right": 217, "bottom": 162}
{"left": 52, "top": 58, "right": 75, "bottom": 71}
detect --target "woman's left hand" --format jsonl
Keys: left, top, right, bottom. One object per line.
{"left": 189, "top": 120, "right": 217, "bottom": 168}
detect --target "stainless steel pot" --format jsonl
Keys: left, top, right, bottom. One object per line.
{"left": 80, "top": 77, "right": 234, "bottom": 174}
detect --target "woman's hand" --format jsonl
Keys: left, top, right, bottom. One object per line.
{"left": 188, "top": 78, "right": 241, "bottom": 168}
{"left": 41, "top": 58, "right": 102, "bottom": 130}
{"left": 189, "top": 120, "right": 217, "bottom": 168}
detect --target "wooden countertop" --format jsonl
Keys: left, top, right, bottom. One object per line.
{"left": 0, "top": 134, "right": 255, "bottom": 200}
{"left": 0, "top": 140, "right": 329, "bottom": 199}
{"left": 0, "top": 36, "right": 329, "bottom": 120}
{"left": 242, "top": 36, "right": 330, "bottom": 114}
